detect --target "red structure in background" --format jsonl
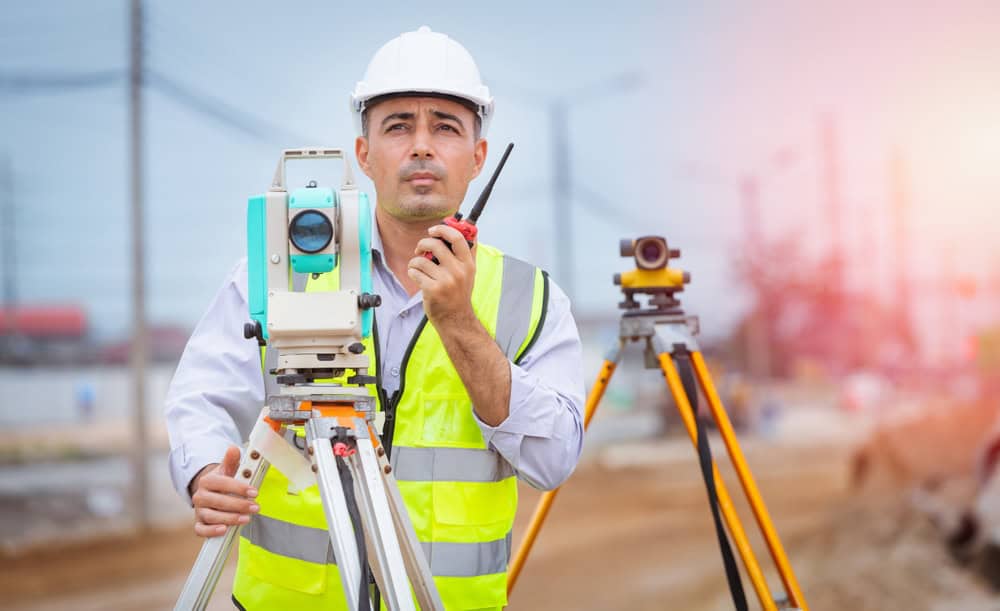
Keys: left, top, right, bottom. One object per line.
{"left": 0, "top": 305, "right": 90, "bottom": 365}
{"left": 0, "top": 305, "right": 87, "bottom": 338}
{"left": 0, "top": 305, "right": 189, "bottom": 365}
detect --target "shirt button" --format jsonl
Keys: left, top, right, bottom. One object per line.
{"left": 390, "top": 366, "right": 400, "bottom": 377}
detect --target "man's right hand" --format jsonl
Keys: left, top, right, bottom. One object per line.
{"left": 190, "top": 445, "right": 260, "bottom": 538}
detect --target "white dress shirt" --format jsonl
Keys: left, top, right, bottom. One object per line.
{"left": 165, "top": 220, "right": 585, "bottom": 505}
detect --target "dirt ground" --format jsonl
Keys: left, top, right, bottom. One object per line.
{"left": 3, "top": 402, "right": 1000, "bottom": 610}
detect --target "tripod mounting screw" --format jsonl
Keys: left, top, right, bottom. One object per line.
{"left": 242, "top": 469, "right": 252, "bottom": 479}
{"left": 250, "top": 451, "right": 260, "bottom": 460}
{"left": 308, "top": 446, "right": 314, "bottom": 456}
{"left": 312, "top": 464, "right": 318, "bottom": 473}
{"left": 376, "top": 446, "right": 385, "bottom": 457}
{"left": 383, "top": 465, "right": 393, "bottom": 474}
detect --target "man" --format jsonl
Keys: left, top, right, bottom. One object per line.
{"left": 165, "top": 26, "right": 584, "bottom": 609}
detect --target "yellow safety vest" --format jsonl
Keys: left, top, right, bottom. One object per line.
{"left": 233, "top": 242, "right": 548, "bottom": 610}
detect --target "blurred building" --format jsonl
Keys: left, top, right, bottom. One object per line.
{"left": 0, "top": 305, "right": 189, "bottom": 365}
{"left": 0, "top": 305, "right": 88, "bottom": 365}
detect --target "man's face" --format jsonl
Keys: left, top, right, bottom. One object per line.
{"left": 356, "top": 96, "right": 487, "bottom": 222}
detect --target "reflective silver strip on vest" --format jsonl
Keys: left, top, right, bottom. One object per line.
{"left": 390, "top": 446, "right": 515, "bottom": 482}
{"left": 244, "top": 513, "right": 337, "bottom": 564}
{"left": 421, "top": 533, "right": 511, "bottom": 577}
{"left": 495, "top": 255, "right": 538, "bottom": 361}
{"left": 244, "top": 514, "right": 511, "bottom": 577}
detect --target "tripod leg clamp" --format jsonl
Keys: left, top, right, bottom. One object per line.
{"left": 248, "top": 419, "right": 313, "bottom": 493}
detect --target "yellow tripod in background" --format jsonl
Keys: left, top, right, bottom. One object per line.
{"left": 507, "top": 236, "right": 808, "bottom": 611}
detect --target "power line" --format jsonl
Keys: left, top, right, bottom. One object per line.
{"left": 145, "top": 69, "right": 307, "bottom": 144}
{"left": 0, "top": 5, "right": 120, "bottom": 31}
{"left": 572, "top": 184, "right": 646, "bottom": 230}
{"left": 0, "top": 65, "right": 304, "bottom": 145}
{"left": 143, "top": 6, "right": 247, "bottom": 85}
{"left": 0, "top": 69, "right": 123, "bottom": 93}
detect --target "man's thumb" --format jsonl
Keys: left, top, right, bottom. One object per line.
{"left": 219, "top": 445, "right": 242, "bottom": 477}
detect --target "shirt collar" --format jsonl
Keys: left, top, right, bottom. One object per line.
{"left": 369, "top": 204, "right": 385, "bottom": 264}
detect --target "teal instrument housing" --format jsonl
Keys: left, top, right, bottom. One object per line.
{"left": 289, "top": 186, "right": 338, "bottom": 275}
{"left": 358, "top": 192, "right": 374, "bottom": 338}
{"left": 245, "top": 179, "right": 373, "bottom": 343}
{"left": 246, "top": 194, "right": 268, "bottom": 338}
{"left": 290, "top": 254, "right": 335, "bottom": 274}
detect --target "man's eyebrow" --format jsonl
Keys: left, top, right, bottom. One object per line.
{"left": 380, "top": 111, "right": 415, "bottom": 127}
{"left": 431, "top": 110, "right": 465, "bottom": 129}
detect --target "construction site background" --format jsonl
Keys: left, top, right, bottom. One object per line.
{"left": 3, "top": 2, "right": 1000, "bottom": 609}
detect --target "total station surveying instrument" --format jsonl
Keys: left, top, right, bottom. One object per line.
{"left": 175, "top": 148, "right": 436, "bottom": 611}
{"left": 506, "top": 236, "right": 809, "bottom": 611}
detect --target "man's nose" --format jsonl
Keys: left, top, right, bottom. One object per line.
{"left": 410, "top": 125, "right": 434, "bottom": 159}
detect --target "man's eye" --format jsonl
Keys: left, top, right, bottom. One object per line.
{"left": 437, "top": 124, "right": 458, "bottom": 133}
{"left": 387, "top": 124, "right": 407, "bottom": 132}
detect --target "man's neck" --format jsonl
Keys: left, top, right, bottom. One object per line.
{"left": 375, "top": 206, "right": 439, "bottom": 297}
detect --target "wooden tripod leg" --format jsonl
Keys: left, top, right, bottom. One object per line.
{"left": 690, "top": 352, "right": 808, "bottom": 611}
{"left": 506, "top": 358, "right": 619, "bottom": 595}
{"left": 659, "top": 353, "right": 778, "bottom": 611}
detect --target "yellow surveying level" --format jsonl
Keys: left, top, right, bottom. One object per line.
{"left": 508, "top": 236, "right": 808, "bottom": 611}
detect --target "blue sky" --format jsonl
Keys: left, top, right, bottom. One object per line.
{"left": 3, "top": 1, "right": 999, "bottom": 344}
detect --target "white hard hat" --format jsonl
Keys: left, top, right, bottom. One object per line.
{"left": 351, "top": 26, "right": 494, "bottom": 137}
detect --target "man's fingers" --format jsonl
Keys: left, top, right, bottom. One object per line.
{"left": 409, "top": 254, "right": 446, "bottom": 281}
{"left": 428, "top": 224, "right": 473, "bottom": 264}
{"left": 196, "top": 507, "right": 252, "bottom": 527}
{"left": 195, "top": 489, "right": 261, "bottom": 514}
{"left": 415, "top": 236, "right": 455, "bottom": 266}
{"left": 219, "top": 445, "right": 241, "bottom": 477}
{"left": 199, "top": 471, "right": 258, "bottom": 498}
{"left": 194, "top": 522, "right": 229, "bottom": 538}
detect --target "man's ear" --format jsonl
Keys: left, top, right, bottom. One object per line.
{"left": 470, "top": 138, "right": 488, "bottom": 180}
{"left": 355, "top": 135, "right": 373, "bottom": 179}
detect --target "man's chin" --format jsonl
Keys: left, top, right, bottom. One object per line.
{"left": 396, "top": 197, "right": 455, "bottom": 220}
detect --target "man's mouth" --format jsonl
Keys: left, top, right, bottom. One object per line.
{"left": 406, "top": 172, "right": 439, "bottom": 187}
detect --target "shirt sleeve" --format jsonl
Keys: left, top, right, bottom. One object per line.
{"left": 474, "top": 278, "right": 585, "bottom": 490}
{"left": 164, "top": 258, "right": 264, "bottom": 505}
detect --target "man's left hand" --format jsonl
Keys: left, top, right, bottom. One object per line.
{"left": 408, "top": 224, "right": 477, "bottom": 326}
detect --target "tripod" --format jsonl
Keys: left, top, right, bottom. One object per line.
{"left": 175, "top": 147, "right": 442, "bottom": 610}
{"left": 175, "top": 388, "right": 443, "bottom": 610}
{"left": 508, "top": 276, "right": 808, "bottom": 610}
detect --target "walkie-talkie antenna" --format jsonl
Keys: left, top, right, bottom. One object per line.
{"left": 461, "top": 142, "right": 514, "bottom": 224}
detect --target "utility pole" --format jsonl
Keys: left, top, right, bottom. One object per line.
{"left": 551, "top": 101, "right": 572, "bottom": 302}
{"left": 820, "top": 115, "right": 843, "bottom": 289}
{"left": 739, "top": 175, "right": 761, "bottom": 247}
{"left": 1, "top": 156, "right": 13, "bottom": 308}
{"left": 681, "top": 151, "right": 796, "bottom": 379}
{"left": 541, "top": 73, "right": 642, "bottom": 304}
{"left": 0, "top": 156, "right": 13, "bottom": 358}
{"left": 819, "top": 114, "right": 845, "bottom": 372}
{"left": 943, "top": 247, "right": 958, "bottom": 367}
{"left": 740, "top": 174, "right": 762, "bottom": 376}
{"left": 738, "top": 175, "right": 770, "bottom": 378}
{"left": 129, "top": 0, "right": 149, "bottom": 531}
{"left": 889, "top": 149, "right": 913, "bottom": 352}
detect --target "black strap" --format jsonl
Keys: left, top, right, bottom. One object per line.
{"left": 383, "top": 390, "right": 399, "bottom": 458}
{"left": 337, "top": 454, "right": 372, "bottom": 611}
{"left": 677, "top": 351, "right": 748, "bottom": 611}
